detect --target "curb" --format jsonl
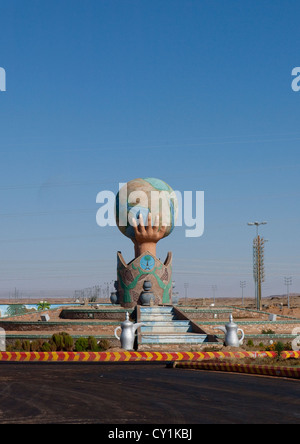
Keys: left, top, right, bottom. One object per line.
{"left": 0, "top": 350, "right": 281, "bottom": 362}
{"left": 172, "top": 361, "right": 300, "bottom": 379}
{"left": 0, "top": 350, "right": 298, "bottom": 363}
{"left": 282, "top": 351, "right": 300, "bottom": 359}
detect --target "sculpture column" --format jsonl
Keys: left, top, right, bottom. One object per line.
{"left": 114, "top": 178, "right": 177, "bottom": 308}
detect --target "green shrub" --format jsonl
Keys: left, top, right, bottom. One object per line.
{"left": 246, "top": 339, "right": 254, "bottom": 348}
{"left": 14, "top": 340, "right": 22, "bottom": 351}
{"left": 74, "top": 337, "right": 89, "bottom": 352}
{"left": 22, "top": 340, "right": 31, "bottom": 352}
{"left": 51, "top": 332, "right": 73, "bottom": 351}
{"left": 98, "top": 339, "right": 110, "bottom": 351}
{"left": 275, "top": 341, "right": 285, "bottom": 357}
{"left": 88, "top": 336, "right": 98, "bottom": 351}
{"left": 58, "top": 332, "right": 74, "bottom": 351}
{"left": 41, "top": 342, "right": 52, "bottom": 352}
{"left": 30, "top": 340, "right": 41, "bottom": 351}
{"left": 262, "top": 329, "right": 275, "bottom": 335}
{"left": 48, "top": 339, "right": 57, "bottom": 351}
{"left": 63, "top": 334, "right": 74, "bottom": 351}
{"left": 52, "top": 333, "right": 64, "bottom": 351}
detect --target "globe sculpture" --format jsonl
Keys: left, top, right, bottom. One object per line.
{"left": 115, "top": 178, "right": 177, "bottom": 308}
{"left": 115, "top": 177, "right": 178, "bottom": 242}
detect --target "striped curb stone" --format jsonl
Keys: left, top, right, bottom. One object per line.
{"left": 0, "top": 350, "right": 278, "bottom": 362}
{"left": 282, "top": 351, "right": 300, "bottom": 359}
{"left": 172, "top": 361, "right": 300, "bottom": 379}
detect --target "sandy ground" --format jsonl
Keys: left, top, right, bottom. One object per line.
{"left": 179, "top": 295, "right": 300, "bottom": 318}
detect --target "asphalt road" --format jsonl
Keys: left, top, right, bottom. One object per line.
{"left": 0, "top": 362, "right": 299, "bottom": 424}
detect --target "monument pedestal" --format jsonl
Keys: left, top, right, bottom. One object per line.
{"left": 116, "top": 250, "right": 173, "bottom": 308}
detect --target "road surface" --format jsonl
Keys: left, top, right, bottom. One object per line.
{"left": 0, "top": 362, "right": 299, "bottom": 424}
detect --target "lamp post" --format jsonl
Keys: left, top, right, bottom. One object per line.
{"left": 240, "top": 281, "right": 246, "bottom": 307}
{"left": 248, "top": 221, "right": 267, "bottom": 310}
{"left": 284, "top": 277, "right": 292, "bottom": 309}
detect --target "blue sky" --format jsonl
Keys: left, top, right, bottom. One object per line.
{"left": 0, "top": 0, "right": 300, "bottom": 300}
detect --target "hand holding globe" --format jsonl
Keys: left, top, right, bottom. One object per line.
{"left": 115, "top": 178, "right": 178, "bottom": 258}
{"left": 132, "top": 212, "right": 167, "bottom": 257}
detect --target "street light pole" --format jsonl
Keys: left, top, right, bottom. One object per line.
{"left": 248, "top": 221, "right": 267, "bottom": 310}
{"left": 212, "top": 285, "right": 217, "bottom": 305}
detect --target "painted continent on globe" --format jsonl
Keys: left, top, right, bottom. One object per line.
{"left": 115, "top": 177, "right": 178, "bottom": 241}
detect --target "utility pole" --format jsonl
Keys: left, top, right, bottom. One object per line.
{"left": 284, "top": 277, "right": 292, "bottom": 309}
{"left": 240, "top": 281, "right": 246, "bottom": 307}
{"left": 184, "top": 283, "right": 189, "bottom": 304}
{"left": 212, "top": 285, "right": 217, "bottom": 305}
{"left": 172, "top": 281, "right": 179, "bottom": 304}
{"left": 95, "top": 285, "right": 100, "bottom": 301}
{"left": 248, "top": 221, "right": 267, "bottom": 310}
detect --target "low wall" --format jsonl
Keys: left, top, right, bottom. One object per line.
{"left": 3, "top": 307, "right": 64, "bottom": 322}
{"left": 60, "top": 308, "right": 133, "bottom": 320}
{"left": 181, "top": 307, "right": 271, "bottom": 321}
{"left": 198, "top": 320, "right": 300, "bottom": 336}
{"left": 5, "top": 334, "right": 119, "bottom": 347}
{"left": 0, "top": 320, "right": 119, "bottom": 333}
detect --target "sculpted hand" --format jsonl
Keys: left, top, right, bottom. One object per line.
{"left": 132, "top": 213, "right": 167, "bottom": 257}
